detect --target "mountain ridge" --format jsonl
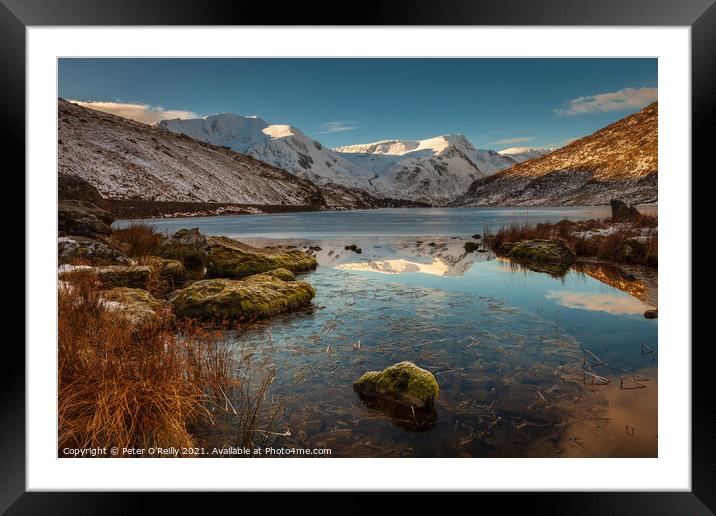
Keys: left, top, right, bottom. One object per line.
{"left": 451, "top": 103, "right": 658, "bottom": 207}
{"left": 158, "top": 116, "right": 519, "bottom": 204}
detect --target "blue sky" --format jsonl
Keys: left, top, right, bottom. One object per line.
{"left": 58, "top": 58, "right": 657, "bottom": 150}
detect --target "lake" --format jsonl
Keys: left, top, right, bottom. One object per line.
{"left": 118, "top": 206, "right": 658, "bottom": 457}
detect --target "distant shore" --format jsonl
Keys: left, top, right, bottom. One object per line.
{"left": 109, "top": 198, "right": 657, "bottom": 220}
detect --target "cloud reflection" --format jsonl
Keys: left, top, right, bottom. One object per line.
{"left": 546, "top": 290, "right": 648, "bottom": 315}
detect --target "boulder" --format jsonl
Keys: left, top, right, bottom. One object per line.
{"left": 464, "top": 241, "right": 479, "bottom": 253}
{"left": 59, "top": 265, "right": 152, "bottom": 289}
{"left": 95, "top": 265, "right": 152, "bottom": 289}
{"left": 353, "top": 361, "right": 439, "bottom": 409}
{"left": 498, "top": 241, "right": 516, "bottom": 254}
{"left": 58, "top": 236, "right": 131, "bottom": 265}
{"left": 58, "top": 174, "right": 109, "bottom": 209}
{"left": 205, "top": 236, "right": 318, "bottom": 278}
{"left": 245, "top": 268, "right": 296, "bottom": 282}
{"left": 610, "top": 199, "right": 641, "bottom": 221}
{"left": 58, "top": 200, "right": 114, "bottom": 238}
{"left": 144, "top": 256, "right": 186, "bottom": 281}
{"left": 507, "top": 239, "right": 576, "bottom": 264}
{"left": 615, "top": 238, "right": 647, "bottom": 264}
{"left": 101, "top": 287, "right": 171, "bottom": 328}
{"left": 158, "top": 228, "right": 209, "bottom": 269}
{"left": 644, "top": 309, "right": 658, "bottom": 319}
{"left": 170, "top": 276, "right": 315, "bottom": 320}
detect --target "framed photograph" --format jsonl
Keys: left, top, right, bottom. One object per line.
{"left": 8, "top": 0, "right": 710, "bottom": 510}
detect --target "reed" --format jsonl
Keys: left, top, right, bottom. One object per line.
{"left": 113, "top": 222, "right": 166, "bottom": 258}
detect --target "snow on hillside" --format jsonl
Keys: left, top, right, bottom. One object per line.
{"left": 453, "top": 103, "right": 658, "bottom": 207}
{"left": 335, "top": 135, "right": 518, "bottom": 204}
{"left": 498, "top": 147, "right": 556, "bottom": 163}
{"left": 158, "top": 115, "right": 519, "bottom": 205}
{"left": 58, "top": 100, "right": 326, "bottom": 206}
{"left": 158, "top": 114, "right": 375, "bottom": 191}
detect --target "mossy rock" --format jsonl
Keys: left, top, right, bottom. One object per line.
{"left": 507, "top": 239, "right": 575, "bottom": 264}
{"left": 245, "top": 268, "right": 296, "bottom": 282}
{"left": 101, "top": 287, "right": 172, "bottom": 328}
{"left": 58, "top": 236, "right": 131, "bottom": 266}
{"left": 205, "top": 236, "right": 318, "bottom": 278}
{"left": 353, "top": 361, "right": 439, "bottom": 409}
{"left": 615, "top": 239, "right": 647, "bottom": 264}
{"left": 60, "top": 265, "right": 152, "bottom": 289}
{"left": 464, "top": 241, "right": 479, "bottom": 253}
{"left": 158, "top": 228, "right": 209, "bottom": 269}
{"left": 144, "top": 256, "right": 186, "bottom": 280}
{"left": 170, "top": 277, "right": 315, "bottom": 321}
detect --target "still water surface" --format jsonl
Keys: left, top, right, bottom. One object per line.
{"left": 125, "top": 207, "right": 658, "bottom": 457}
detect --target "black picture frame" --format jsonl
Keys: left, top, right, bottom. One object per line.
{"left": 5, "top": 0, "right": 710, "bottom": 512}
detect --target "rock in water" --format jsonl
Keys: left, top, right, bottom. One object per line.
{"left": 159, "top": 228, "right": 209, "bottom": 269}
{"left": 464, "top": 241, "right": 479, "bottom": 253}
{"left": 507, "top": 239, "right": 576, "bottom": 264}
{"left": 644, "top": 309, "right": 658, "bottom": 319}
{"left": 58, "top": 174, "right": 109, "bottom": 210}
{"left": 170, "top": 276, "right": 315, "bottom": 320}
{"left": 205, "top": 236, "right": 317, "bottom": 278}
{"left": 58, "top": 236, "right": 131, "bottom": 265}
{"left": 505, "top": 239, "right": 576, "bottom": 277}
{"left": 610, "top": 199, "right": 641, "bottom": 221}
{"left": 353, "top": 361, "right": 439, "bottom": 409}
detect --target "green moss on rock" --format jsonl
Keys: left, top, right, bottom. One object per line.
{"left": 353, "top": 361, "right": 439, "bottom": 409}
{"left": 507, "top": 239, "right": 575, "bottom": 264}
{"left": 170, "top": 277, "right": 315, "bottom": 321}
{"left": 205, "top": 236, "right": 317, "bottom": 278}
{"left": 158, "top": 228, "right": 209, "bottom": 269}
{"left": 60, "top": 265, "right": 152, "bottom": 289}
{"left": 101, "top": 287, "right": 172, "bottom": 328}
{"left": 615, "top": 238, "right": 647, "bottom": 264}
{"left": 245, "top": 268, "right": 296, "bottom": 282}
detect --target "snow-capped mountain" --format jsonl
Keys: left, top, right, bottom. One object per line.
{"left": 157, "top": 114, "right": 375, "bottom": 191}
{"left": 498, "top": 147, "right": 555, "bottom": 163}
{"left": 334, "top": 135, "right": 517, "bottom": 204}
{"left": 452, "top": 103, "right": 658, "bottom": 207}
{"left": 158, "top": 115, "right": 519, "bottom": 205}
{"left": 58, "top": 99, "right": 396, "bottom": 209}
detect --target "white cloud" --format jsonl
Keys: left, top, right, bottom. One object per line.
{"left": 555, "top": 87, "right": 657, "bottom": 116}
{"left": 491, "top": 136, "right": 535, "bottom": 145}
{"left": 546, "top": 290, "right": 647, "bottom": 315}
{"left": 68, "top": 100, "right": 198, "bottom": 124}
{"left": 317, "top": 121, "right": 358, "bottom": 134}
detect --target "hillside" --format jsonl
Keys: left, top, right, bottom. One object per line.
{"left": 158, "top": 115, "right": 519, "bottom": 205}
{"left": 58, "top": 99, "right": 393, "bottom": 211}
{"left": 452, "top": 103, "right": 658, "bottom": 206}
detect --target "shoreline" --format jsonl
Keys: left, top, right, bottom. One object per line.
{"left": 108, "top": 199, "right": 659, "bottom": 220}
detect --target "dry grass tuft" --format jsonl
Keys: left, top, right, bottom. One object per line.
{"left": 57, "top": 272, "right": 263, "bottom": 456}
{"left": 113, "top": 222, "right": 166, "bottom": 258}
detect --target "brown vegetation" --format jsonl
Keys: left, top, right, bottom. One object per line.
{"left": 58, "top": 271, "right": 275, "bottom": 456}
{"left": 486, "top": 216, "right": 657, "bottom": 267}
{"left": 113, "top": 222, "right": 166, "bottom": 258}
